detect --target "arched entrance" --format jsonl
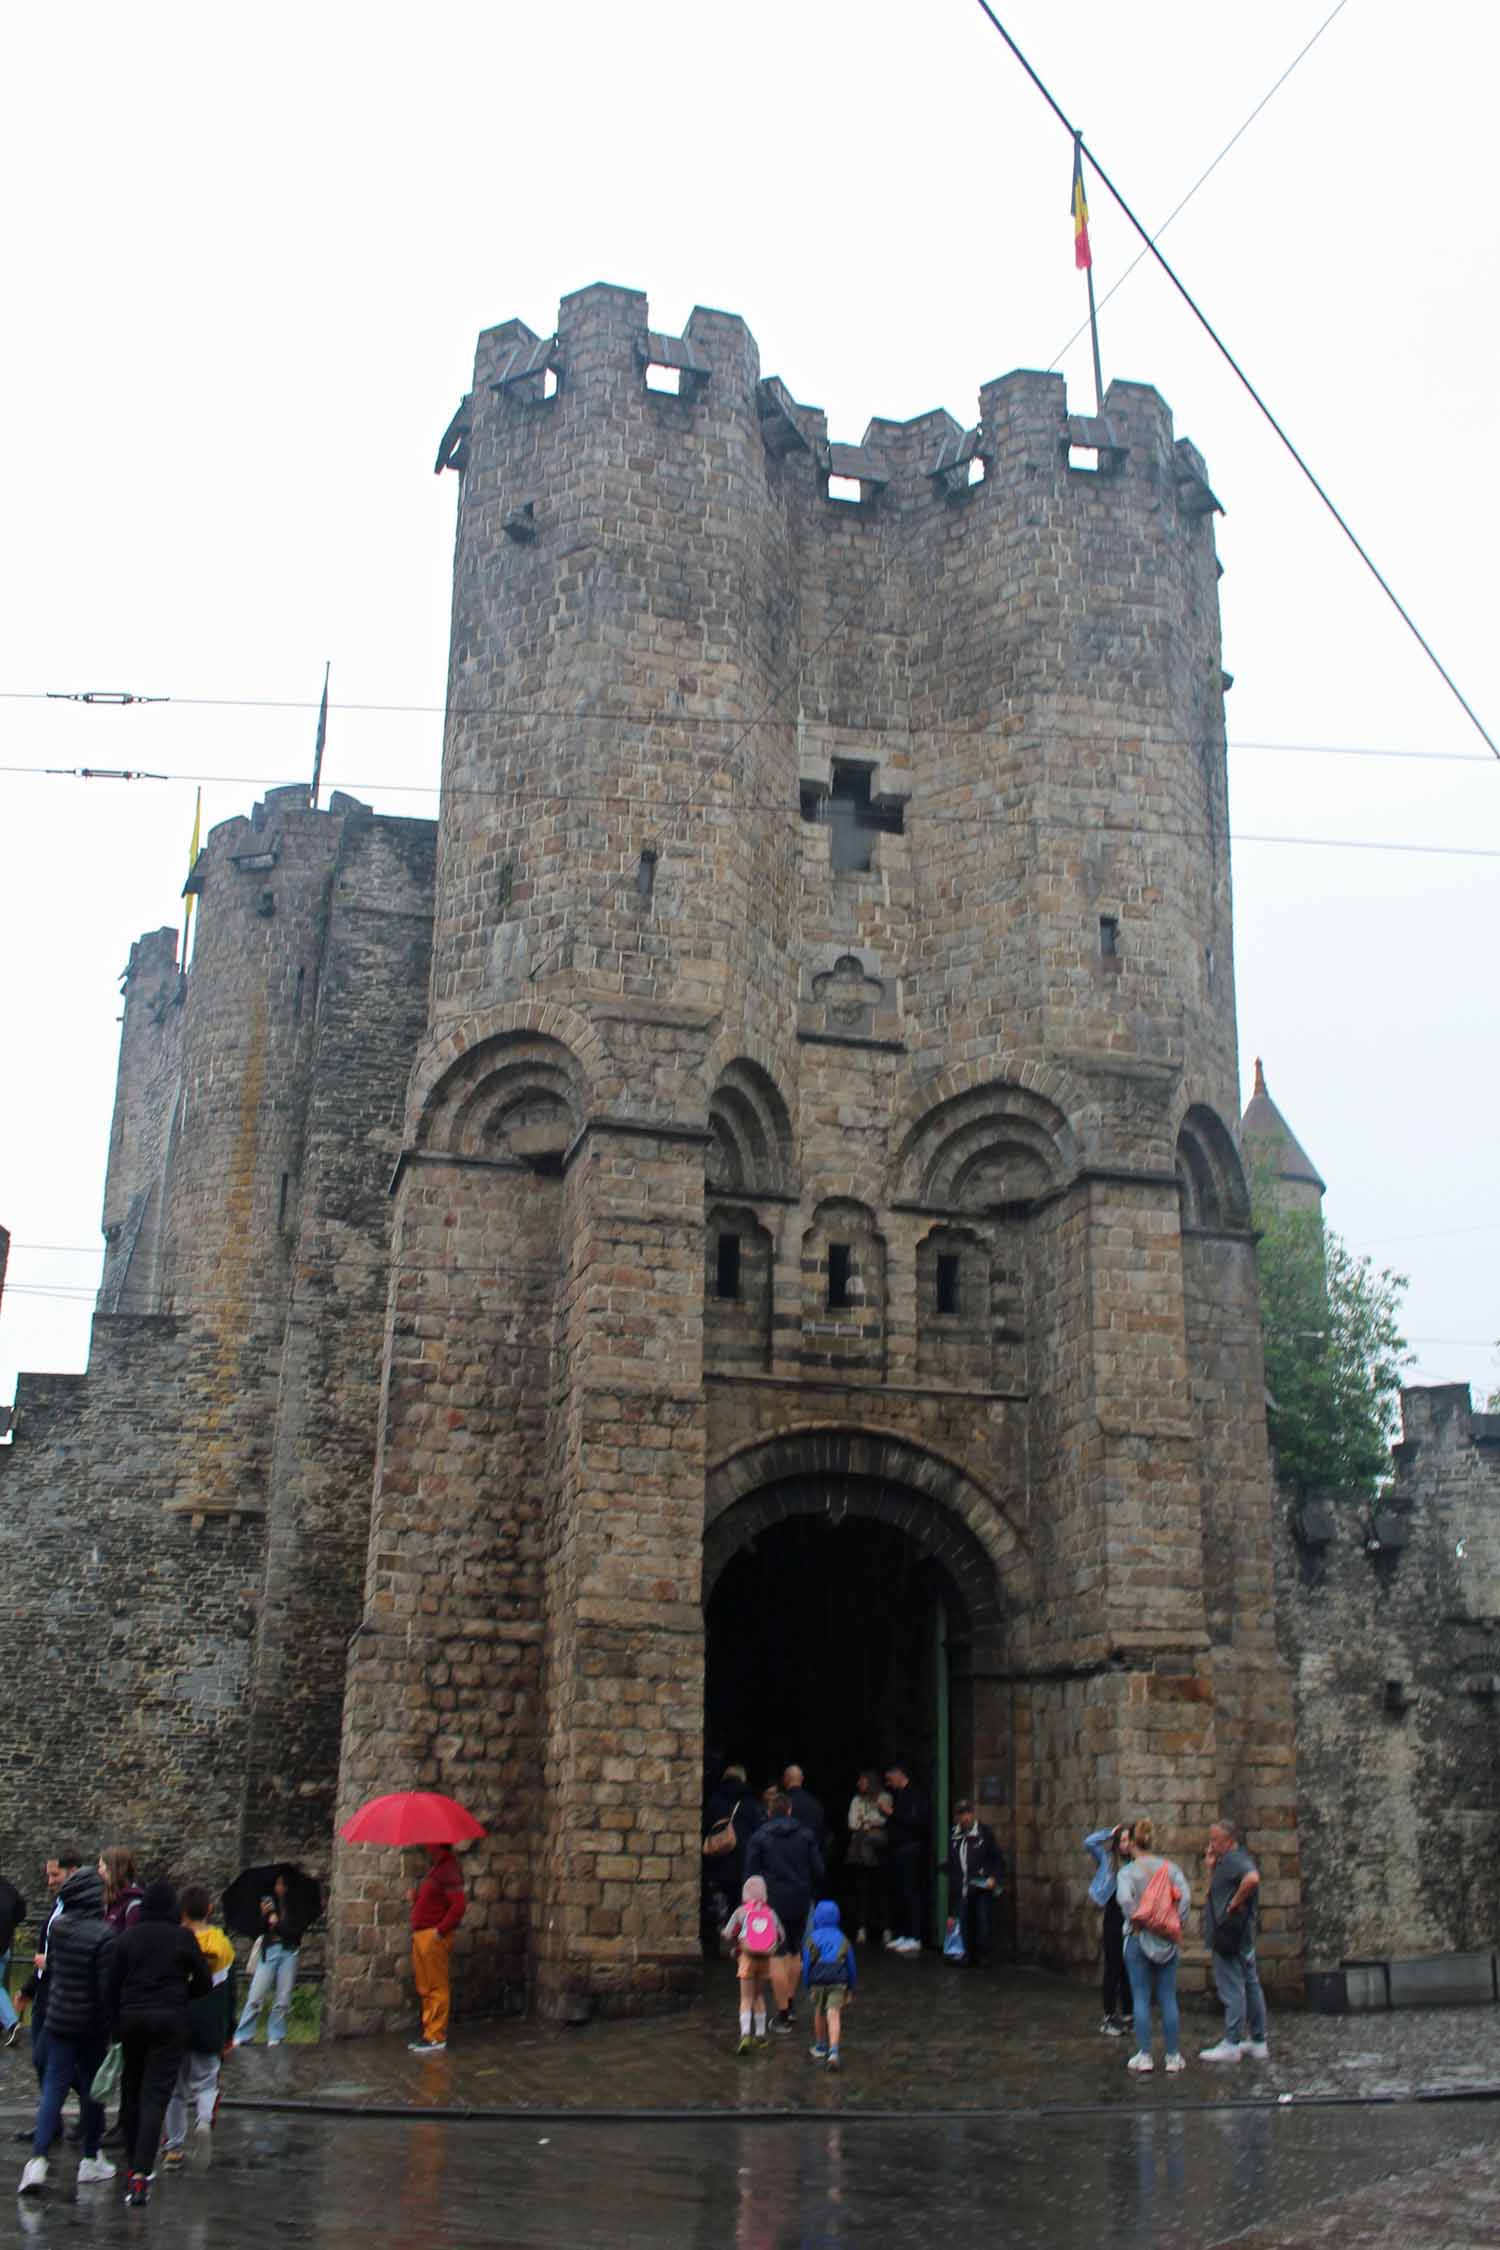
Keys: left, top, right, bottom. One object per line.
{"left": 705, "top": 1510, "right": 961, "bottom": 1809}
{"left": 702, "top": 1449, "right": 1018, "bottom": 1944}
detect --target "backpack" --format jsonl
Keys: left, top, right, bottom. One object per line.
{"left": 741, "top": 1900, "right": 779, "bottom": 1956}
{"left": 1133, "top": 1859, "right": 1183, "bottom": 1944}
{"left": 805, "top": 1931, "right": 849, "bottom": 1985}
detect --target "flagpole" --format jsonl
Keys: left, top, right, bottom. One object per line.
{"left": 1074, "top": 130, "right": 1105, "bottom": 416}
{"left": 1086, "top": 261, "right": 1104, "bottom": 417}
{"left": 309, "top": 661, "right": 330, "bottom": 809}
{"left": 182, "top": 785, "right": 202, "bottom": 971}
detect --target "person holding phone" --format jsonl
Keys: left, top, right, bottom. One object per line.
{"left": 231, "top": 1874, "right": 305, "bottom": 2048}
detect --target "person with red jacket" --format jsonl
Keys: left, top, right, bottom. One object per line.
{"left": 408, "top": 1845, "right": 466, "bottom": 2055}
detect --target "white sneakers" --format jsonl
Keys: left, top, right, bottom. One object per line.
{"left": 883, "top": 1936, "right": 921, "bottom": 1954}
{"left": 77, "top": 2156, "right": 117, "bottom": 2184}
{"left": 1243, "top": 2039, "right": 1270, "bottom": 2060}
{"left": 1126, "top": 2051, "right": 1153, "bottom": 2073}
{"left": 17, "top": 2157, "right": 48, "bottom": 2195}
{"left": 1200, "top": 2038, "right": 1246, "bottom": 2062}
{"left": 1164, "top": 2052, "right": 1186, "bottom": 2073}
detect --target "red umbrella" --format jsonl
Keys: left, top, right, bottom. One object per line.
{"left": 340, "top": 1791, "right": 486, "bottom": 1847}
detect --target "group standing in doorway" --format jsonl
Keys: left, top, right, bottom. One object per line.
{"left": 702, "top": 1756, "right": 1272, "bottom": 2080}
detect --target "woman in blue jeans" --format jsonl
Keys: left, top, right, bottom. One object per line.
{"left": 1112, "top": 1816, "right": 1191, "bottom": 2075}
{"left": 233, "top": 1874, "right": 305, "bottom": 2046}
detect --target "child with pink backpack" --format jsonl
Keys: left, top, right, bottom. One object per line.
{"left": 722, "top": 1876, "right": 783, "bottom": 2054}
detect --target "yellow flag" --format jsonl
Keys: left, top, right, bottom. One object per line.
{"left": 182, "top": 786, "right": 203, "bottom": 956}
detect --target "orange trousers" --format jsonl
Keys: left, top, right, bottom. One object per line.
{"left": 411, "top": 1927, "right": 452, "bottom": 2045}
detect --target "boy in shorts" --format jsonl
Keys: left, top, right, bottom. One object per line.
{"left": 801, "top": 1899, "right": 856, "bottom": 2072}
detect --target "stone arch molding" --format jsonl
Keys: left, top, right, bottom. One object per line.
{"left": 891, "top": 1072, "right": 1081, "bottom": 1208}
{"left": 406, "top": 1004, "right": 606, "bottom": 1146}
{"left": 1174, "top": 1102, "right": 1250, "bottom": 1231}
{"left": 413, "top": 1027, "right": 588, "bottom": 1162}
{"left": 704, "top": 1427, "right": 1030, "bottom": 1639}
{"left": 706, "top": 1056, "right": 797, "bottom": 1197}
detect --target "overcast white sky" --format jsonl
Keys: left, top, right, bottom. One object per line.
{"left": 2, "top": 0, "right": 1496, "bottom": 1414}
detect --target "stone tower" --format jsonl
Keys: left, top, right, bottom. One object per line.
{"left": 1241, "top": 1057, "right": 1327, "bottom": 1218}
{"left": 328, "top": 284, "right": 1299, "bottom": 2029}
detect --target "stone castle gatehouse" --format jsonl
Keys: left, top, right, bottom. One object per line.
{"left": 1, "top": 284, "right": 1302, "bottom": 2030}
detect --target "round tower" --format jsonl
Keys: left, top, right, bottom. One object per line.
{"left": 1242, "top": 1057, "right": 1327, "bottom": 1217}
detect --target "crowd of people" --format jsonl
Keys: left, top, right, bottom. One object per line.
{"left": 1086, "top": 1814, "right": 1269, "bottom": 2072}
{"left": 4, "top": 1843, "right": 238, "bottom": 2207}
{"left": 2, "top": 1832, "right": 471, "bottom": 2208}
{"left": 702, "top": 1760, "right": 1002, "bottom": 1972}
{"left": 704, "top": 1759, "right": 1270, "bottom": 2074}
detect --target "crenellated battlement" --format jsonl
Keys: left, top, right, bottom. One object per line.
{"left": 442, "top": 282, "right": 1217, "bottom": 527}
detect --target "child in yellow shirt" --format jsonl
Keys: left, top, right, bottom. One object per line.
{"left": 161, "top": 1886, "right": 237, "bottom": 2165}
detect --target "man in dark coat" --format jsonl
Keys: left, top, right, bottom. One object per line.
{"left": 946, "top": 1800, "right": 1007, "bottom": 1965}
{"left": 15, "top": 1845, "right": 81, "bottom": 2139}
{"left": 17, "top": 1864, "right": 115, "bottom": 2195}
{"left": 781, "top": 1765, "right": 827, "bottom": 1853}
{"left": 882, "top": 1765, "right": 930, "bottom": 1952}
{"left": 744, "top": 1794, "right": 825, "bottom": 2032}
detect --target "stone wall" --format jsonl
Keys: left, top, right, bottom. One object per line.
{"left": 0, "top": 796, "right": 435, "bottom": 1918}
{"left": 1278, "top": 1386, "right": 1500, "bottom": 1967}
{"left": 0, "top": 1317, "right": 264, "bottom": 1885}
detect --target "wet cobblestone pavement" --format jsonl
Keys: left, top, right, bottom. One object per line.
{"left": 0, "top": 2095, "right": 1496, "bottom": 2248}
{"left": 3, "top": 1968, "right": 1497, "bottom": 2247}
{"left": 202, "top": 1957, "right": 1500, "bottom": 2117}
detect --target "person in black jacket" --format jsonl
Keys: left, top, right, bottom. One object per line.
{"left": 882, "top": 1765, "right": 930, "bottom": 1952}
{"left": 108, "top": 1881, "right": 210, "bottom": 2207}
{"left": 780, "top": 1766, "right": 828, "bottom": 1854}
{"left": 744, "top": 1796, "right": 824, "bottom": 2032}
{"left": 17, "top": 1866, "right": 115, "bottom": 2196}
{"left": 232, "top": 1873, "right": 306, "bottom": 2046}
{"left": 701, "top": 1763, "right": 765, "bottom": 1955}
{"left": 17, "top": 1846, "right": 81, "bottom": 2112}
{"left": 946, "top": 1801, "right": 1007, "bottom": 1966}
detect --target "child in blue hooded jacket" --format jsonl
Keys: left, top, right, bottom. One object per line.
{"left": 801, "top": 1899, "right": 856, "bottom": 2072}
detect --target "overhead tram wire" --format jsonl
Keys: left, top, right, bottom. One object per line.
{"left": 1047, "top": 0, "right": 1353, "bottom": 372}
{"left": 3, "top": 690, "right": 1496, "bottom": 762}
{"left": 970, "top": 0, "right": 1500, "bottom": 764}
{"left": 0, "top": 763, "right": 1494, "bottom": 854}
{"left": 0, "top": 763, "right": 1493, "bottom": 856}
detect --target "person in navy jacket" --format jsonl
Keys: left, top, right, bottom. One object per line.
{"left": 946, "top": 1803, "right": 1006, "bottom": 1966}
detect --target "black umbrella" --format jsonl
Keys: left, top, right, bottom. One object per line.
{"left": 221, "top": 1862, "right": 322, "bottom": 1941}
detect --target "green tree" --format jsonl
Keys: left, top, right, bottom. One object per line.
{"left": 1250, "top": 1171, "right": 1411, "bottom": 1499}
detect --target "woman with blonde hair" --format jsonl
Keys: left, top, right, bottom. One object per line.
{"left": 1112, "top": 1816, "right": 1191, "bottom": 2075}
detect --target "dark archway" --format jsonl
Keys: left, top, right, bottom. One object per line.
{"left": 705, "top": 1512, "right": 960, "bottom": 1806}
{"left": 703, "top": 1469, "right": 1010, "bottom": 1945}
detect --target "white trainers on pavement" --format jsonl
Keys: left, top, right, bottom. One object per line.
{"left": 17, "top": 2157, "right": 48, "bottom": 2195}
{"left": 77, "top": 2156, "right": 117, "bottom": 2184}
{"left": 1243, "top": 2040, "right": 1270, "bottom": 2060}
{"left": 1164, "top": 2052, "right": 1186, "bottom": 2073}
{"left": 1126, "top": 2051, "right": 1153, "bottom": 2073}
{"left": 1199, "top": 2039, "right": 1245, "bottom": 2062}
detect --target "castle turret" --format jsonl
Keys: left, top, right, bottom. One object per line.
{"left": 1241, "top": 1057, "right": 1326, "bottom": 1217}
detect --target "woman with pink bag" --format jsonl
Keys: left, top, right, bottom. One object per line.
{"left": 1112, "top": 1817, "right": 1192, "bottom": 2076}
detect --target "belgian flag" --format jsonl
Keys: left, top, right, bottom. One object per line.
{"left": 1071, "top": 139, "right": 1092, "bottom": 270}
